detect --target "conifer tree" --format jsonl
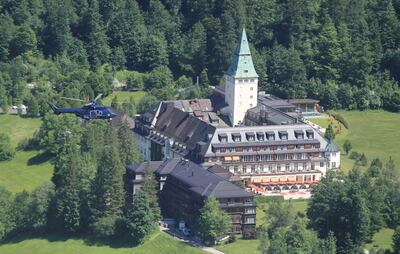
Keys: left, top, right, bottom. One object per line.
{"left": 125, "top": 189, "right": 157, "bottom": 244}
{"left": 52, "top": 134, "right": 82, "bottom": 232}
{"left": 324, "top": 124, "right": 335, "bottom": 141}
{"left": 90, "top": 126, "right": 124, "bottom": 225}
{"left": 83, "top": 0, "right": 110, "bottom": 70}
{"left": 141, "top": 162, "right": 161, "bottom": 221}
{"left": 117, "top": 121, "right": 142, "bottom": 166}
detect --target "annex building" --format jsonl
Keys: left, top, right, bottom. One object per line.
{"left": 134, "top": 28, "right": 340, "bottom": 195}
{"left": 125, "top": 158, "right": 256, "bottom": 238}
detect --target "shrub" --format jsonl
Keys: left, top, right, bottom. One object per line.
{"left": 349, "top": 151, "right": 361, "bottom": 160}
{"left": 330, "top": 113, "right": 349, "bottom": 129}
{"left": 92, "top": 215, "right": 119, "bottom": 238}
{"left": 0, "top": 133, "right": 15, "bottom": 161}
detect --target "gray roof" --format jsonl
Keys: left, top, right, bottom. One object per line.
{"left": 126, "top": 160, "right": 180, "bottom": 175}
{"left": 168, "top": 159, "right": 253, "bottom": 198}
{"left": 128, "top": 159, "right": 253, "bottom": 199}
{"left": 153, "top": 103, "right": 216, "bottom": 153}
{"left": 325, "top": 140, "right": 340, "bottom": 153}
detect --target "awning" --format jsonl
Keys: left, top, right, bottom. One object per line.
{"left": 252, "top": 177, "right": 261, "bottom": 183}
{"left": 279, "top": 176, "right": 287, "bottom": 181}
{"left": 262, "top": 177, "right": 270, "bottom": 182}
{"left": 271, "top": 177, "right": 279, "bottom": 182}
{"left": 224, "top": 156, "right": 232, "bottom": 161}
{"left": 232, "top": 156, "right": 240, "bottom": 161}
{"left": 288, "top": 176, "right": 296, "bottom": 181}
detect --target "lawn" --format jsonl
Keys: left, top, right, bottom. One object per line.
{"left": 309, "top": 110, "right": 400, "bottom": 173}
{"left": 0, "top": 115, "right": 53, "bottom": 193}
{"left": 0, "top": 231, "right": 206, "bottom": 254}
{"left": 102, "top": 91, "right": 146, "bottom": 106}
{"left": 216, "top": 239, "right": 260, "bottom": 254}
{"left": 366, "top": 228, "right": 395, "bottom": 251}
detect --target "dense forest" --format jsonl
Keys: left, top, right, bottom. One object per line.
{"left": 1, "top": 0, "right": 400, "bottom": 114}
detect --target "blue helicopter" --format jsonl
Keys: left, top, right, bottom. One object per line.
{"left": 49, "top": 94, "right": 117, "bottom": 120}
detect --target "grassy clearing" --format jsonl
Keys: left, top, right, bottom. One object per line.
{"left": 366, "top": 228, "right": 394, "bottom": 251}
{"left": 216, "top": 239, "right": 260, "bottom": 254}
{"left": 102, "top": 91, "right": 146, "bottom": 106}
{"left": 0, "top": 115, "right": 53, "bottom": 193}
{"left": 309, "top": 110, "right": 400, "bottom": 173}
{"left": 0, "top": 231, "right": 206, "bottom": 254}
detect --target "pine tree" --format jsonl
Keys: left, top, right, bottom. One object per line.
{"left": 83, "top": 0, "right": 110, "bottom": 70}
{"left": 53, "top": 135, "right": 82, "bottom": 232}
{"left": 343, "top": 140, "right": 352, "bottom": 155}
{"left": 125, "top": 189, "right": 157, "bottom": 244}
{"left": 393, "top": 226, "right": 400, "bottom": 254}
{"left": 117, "top": 121, "right": 142, "bottom": 166}
{"left": 324, "top": 124, "right": 335, "bottom": 140}
{"left": 0, "top": 186, "right": 14, "bottom": 240}
{"left": 90, "top": 126, "right": 124, "bottom": 225}
{"left": 141, "top": 162, "right": 161, "bottom": 222}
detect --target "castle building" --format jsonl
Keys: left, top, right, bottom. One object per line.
{"left": 133, "top": 28, "right": 340, "bottom": 195}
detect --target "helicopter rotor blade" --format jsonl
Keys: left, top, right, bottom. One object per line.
{"left": 93, "top": 93, "right": 103, "bottom": 102}
{"left": 60, "top": 97, "right": 88, "bottom": 103}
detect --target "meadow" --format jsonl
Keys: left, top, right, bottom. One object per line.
{"left": 102, "top": 91, "right": 146, "bottom": 106}
{"left": 309, "top": 110, "right": 400, "bottom": 173}
{"left": 0, "top": 231, "right": 206, "bottom": 254}
{"left": 0, "top": 115, "right": 52, "bottom": 193}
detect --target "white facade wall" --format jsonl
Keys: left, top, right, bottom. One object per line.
{"left": 225, "top": 75, "right": 258, "bottom": 126}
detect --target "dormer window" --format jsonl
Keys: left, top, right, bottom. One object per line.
{"left": 306, "top": 129, "right": 314, "bottom": 139}
{"left": 232, "top": 133, "right": 241, "bottom": 142}
{"left": 294, "top": 130, "right": 304, "bottom": 139}
{"left": 218, "top": 133, "right": 228, "bottom": 143}
{"left": 278, "top": 131, "right": 288, "bottom": 140}
{"left": 256, "top": 132, "right": 264, "bottom": 141}
{"left": 245, "top": 132, "right": 255, "bottom": 141}
{"left": 266, "top": 131, "right": 275, "bottom": 140}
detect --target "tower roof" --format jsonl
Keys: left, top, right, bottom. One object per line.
{"left": 226, "top": 28, "right": 258, "bottom": 78}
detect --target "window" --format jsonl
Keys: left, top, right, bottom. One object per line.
{"left": 285, "top": 164, "right": 290, "bottom": 171}
{"left": 250, "top": 79, "right": 254, "bottom": 82}
{"left": 244, "top": 79, "right": 249, "bottom": 82}
{"left": 279, "top": 131, "right": 288, "bottom": 140}
{"left": 250, "top": 86, "right": 254, "bottom": 91}
{"left": 239, "top": 79, "right": 243, "bottom": 83}
{"left": 277, "top": 165, "right": 281, "bottom": 171}
{"left": 234, "top": 165, "right": 239, "bottom": 173}
{"left": 245, "top": 208, "right": 255, "bottom": 214}
{"left": 320, "top": 162, "right": 324, "bottom": 167}
{"left": 306, "top": 129, "right": 314, "bottom": 139}
{"left": 249, "top": 104, "right": 253, "bottom": 107}
{"left": 332, "top": 162, "right": 336, "bottom": 168}
{"left": 232, "top": 133, "right": 241, "bottom": 142}
{"left": 245, "top": 217, "right": 255, "bottom": 224}
{"left": 250, "top": 95, "right": 253, "bottom": 99}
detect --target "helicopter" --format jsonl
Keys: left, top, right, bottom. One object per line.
{"left": 49, "top": 94, "right": 117, "bottom": 120}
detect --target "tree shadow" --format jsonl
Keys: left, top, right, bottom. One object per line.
{"left": 3, "top": 232, "right": 138, "bottom": 249}
{"left": 27, "top": 152, "right": 53, "bottom": 166}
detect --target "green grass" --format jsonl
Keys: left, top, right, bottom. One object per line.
{"left": 309, "top": 110, "right": 400, "bottom": 173}
{"left": 0, "top": 231, "right": 206, "bottom": 254}
{"left": 365, "top": 228, "right": 394, "bottom": 251}
{"left": 102, "top": 91, "right": 146, "bottom": 106}
{"left": 216, "top": 239, "right": 260, "bottom": 254}
{"left": 0, "top": 115, "right": 53, "bottom": 193}
{"left": 0, "top": 114, "right": 42, "bottom": 146}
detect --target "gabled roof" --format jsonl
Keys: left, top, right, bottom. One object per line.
{"left": 226, "top": 28, "right": 258, "bottom": 78}
{"left": 168, "top": 159, "right": 253, "bottom": 199}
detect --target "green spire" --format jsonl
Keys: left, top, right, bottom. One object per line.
{"left": 226, "top": 28, "right": 258, "bottom": 78}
